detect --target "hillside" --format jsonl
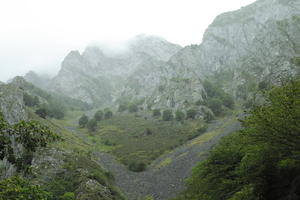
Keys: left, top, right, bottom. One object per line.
{"left": 1, "top": 0, "right": 300, "bottom": 200}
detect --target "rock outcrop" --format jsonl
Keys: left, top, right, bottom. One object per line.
{"left": 48, "top": 35, "right": 182, "bottom": 106}
{"left": 30, "top": 0, "right": 300, "bottom": 114}
{"left": 0, "top": 78, "right": 28, "bottom": 124}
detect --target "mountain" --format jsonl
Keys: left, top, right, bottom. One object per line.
{"left": 120, "top": 0, "right": 300, "bottom": 113}
{"left": 48, "top": 35, "right": 182, "bottom": 106}
{"left": 24, "top": 70, "right": 51, "bottom": 89}
{"left": 45, "top": 0, "right": 300, "bottom": 119}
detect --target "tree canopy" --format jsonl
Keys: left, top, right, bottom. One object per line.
{"left": 176, "top": 79, "right": 300, "bottom": 200}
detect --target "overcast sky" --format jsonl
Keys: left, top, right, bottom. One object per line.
{"left": 0, "top": 0, "right": 256, "bottom": 82}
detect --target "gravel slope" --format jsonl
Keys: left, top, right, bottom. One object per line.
{"left": 66, "top": 115, "right": 241, "bottom": 200}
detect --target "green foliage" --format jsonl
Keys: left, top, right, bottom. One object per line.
{"left": 0, "top": 114, "right": 60, "bottom": 173}
{"left": 162, "top": 110, "right": 173, "bottom": 121}
{"left": 104, "top": 109, "right": 113, "bottom": 119}
{"left": 152, "top": 109, "right": 161, "bottom": 117}
{"left": 90, "top": 113, "right": 206, "bottom": 166}
{"left": 207, "top": 98, "right": 223, "bottom": 116}
{"left": 118, "top": 103, "right": 128, "bottom": 112}
{"left": 0, "top": 176, "right": 51, "bottom": 200}
{"left": 177, "top": 80, "right": 300, "bottom": 200}
{"left": 78, "top": 114, "right": 89, "bottom": 128}
{"left": 23, "top": 93, "right": 39, "bottom": 107}
{"left": 203, "top": 80, "right": 235, "bottom": 115}
{"left": 94, "top": 110, "right": 103, "bottom": 121}
{"left": 35, "top": 108, "right": 47, "bottom": 119}
{"left": 186, "top": 109, "right": 197, "bottom": 119}
{"left": 128, "top": 161, "right": 146, "bottom": 172}
{"left": 61, "top": 192, "right": 75, "bottom": 200}
{"left": 175, "top": 110, "right": 185, "bottom": 121}
{"left": 87, "top": 119, "right": 97, "bottom": 132}
{"left": 43, "top": 154, "right": 124, "bottom": 200}
{"left": 128, "top": 103, "right": 138, "bottom": 113}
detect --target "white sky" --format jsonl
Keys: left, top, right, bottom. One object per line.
{"left": 0, "top": 0, "right": 256, "bottom": 82}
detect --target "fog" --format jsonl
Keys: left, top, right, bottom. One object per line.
{"left": 0, "top": 0, "right": 256, "bottom": 82}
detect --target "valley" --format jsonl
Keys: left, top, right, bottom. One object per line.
{"left": 1, "top": 0, "right": 300, "bottom": 199}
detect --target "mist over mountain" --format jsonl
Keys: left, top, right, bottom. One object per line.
{"left": 1, "top": 0, "right": 300, "bottom": 200}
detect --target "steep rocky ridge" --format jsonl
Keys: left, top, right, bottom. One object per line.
{"left": 48, "top": 35, "right": 182, "bottom": 106}
{"left": 121, "top": 0, "right": 300, "bottom": 111}
{"left": 26, "top": 0, "right": 300, "bottom": 116}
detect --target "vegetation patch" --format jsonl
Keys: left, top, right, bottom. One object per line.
{"left": 155, "top": 158, "right": 172, "bottom": 169}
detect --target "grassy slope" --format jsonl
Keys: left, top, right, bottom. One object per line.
{"left": 26, "top": 108, "right": 125, "bottom": 200}
{"left": 52, "top": 110, "right": 207, "bottom": 166}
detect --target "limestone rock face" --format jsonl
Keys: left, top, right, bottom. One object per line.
{"left": 0, "top": 77, "right": 28, "bottom": 124}
{"left": 38, "top": 0, "right": 300, "bottom": 111}
{"left": 48, "top": 35, "right": 182, "bottom": 106}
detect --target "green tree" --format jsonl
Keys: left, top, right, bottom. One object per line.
{"left": 35, "top": 108, "right": 47, "bottom": 118}
{"left": 0, "top": 113, "right": 60, "bottom": 173}
{"left": 162, "top": 110, "right": 173, "bottom": 121}
{"left": 118, "top": 104, "right": 128, "bottom": 112}
{"left": 128, "top": 103, "right": 138, "bottom": 113}
{"left": 0, "top": 176, "right": 52, "bottom": 200}
{"left": 186, "top": 109, "right": 197, "bottom": 119}
{"left": 87, "top": 119, "right": 97, "bottom": 132}
{"left": 78, "top": 114, "right": 88, "bottom": 128}
{"left": 208, "top": 98, "right": 223, "bottom": 116}
{"left": 104, "top": 110, "right": 113, "bottom": 119}
{"left": 94, "top": 110, "right": 103, "bottom": 121}
{"left": 152, "top": 109, "right": 161, "bottom": 117}
{"left": 23, "top": 93, "right": 39, "bottom": 107}
{"left": 175, "top": 110, "right": 185, "bottom": 121}
{"left": 177, "top": 80, "right": 300, "bottom": 200}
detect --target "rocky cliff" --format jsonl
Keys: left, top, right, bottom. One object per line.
{"left": 48, "top": 35, "right": 181, "bottom": 106}
{"left": 31, "top": 0, "right": 300, "bottom": 116}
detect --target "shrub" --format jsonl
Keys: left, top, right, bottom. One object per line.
{"left": 175, "top": 110, "right": 185, "bottom": 121}
{"left": 118, "top": 104, "right": 127, "bottom": 112}
{"left": 152, "top": 109, "right": 161, "bottom": 117}
{"left": 94, "top": 110, "right": 103, "bottom": 121}
{"left": 186, "top": 109, "right": 197, "bottom": 119}
{"left": 162, "top": 110, "right": 173, "bottom": 121}
{"left": 78, "top": 114, "right": 89, "bottom": 128}
{"left": 35, "top": 108, "right": 47, "bottom": 118}
{"left": 222, "top": 94, "right": 235, "bottom": 109}
{"left": 23, "top": 93, "right": 39, "bottom": 107}
{"left": 61, "top": 192, "right": 75, "bottom": 200}
{"left": 128, "top": 161, "right": 146, "bottom": 172}
{"left": 87, "top": 119, "right": 97, "bottom": 132}
{"left": 0, "top": 176, "right": 52, "bottom": 200}
{"left": 104, "top": 110, "right": 113, "bottom": 119}
{"left": 208, "top": 98, "right": 223, "bottom": 116}
{"left": 128, "top": 103, "right": 138, "bottom": 113}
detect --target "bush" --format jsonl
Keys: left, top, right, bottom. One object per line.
{"left": 118, "top": 104, "right": 127, "bottom": 112}
{"left": 23, "top": 93, "right": 39, "bottom": 107}
{"left": 35, "top": 108, "right": 47, "bottom": 118}
{"left": 222, "top": 94, "right": 235, "bottom": 109}
{"left": 128, "top": 161, "right": 146, "bottom": 172}
{"left": 78, "top": 114, "right": 89, "bottom": 128}
{"left": 152, "top": 109, "right": 161, "bottom": 117}
{"left": 0, "top": 176, "right": 52, "bottom": 200}
{"left": 94, "top": 110, "right": 103, "bottom": 121}
{"left": 175, "top": 110, "right": 185, "bottom": 121}
{"left": 128, "top": 103, "right": 138, "bottom": 113}
{"left": 208, "top": 98, "right": 223, "bottom": 116}
{"left": 104, "top": 110, "right": 113, "bottom": 119}
{"left": 186, "top": 109, "right": 197, "bottom": 119}
{"left": 61, "top": 192, "right": 75, "bottom": 200}
{"left": 162, "top": 110, "right": 173, "bottom": 121}
{"left": 87, "top": 119, "right": 97, "bottom": 132}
